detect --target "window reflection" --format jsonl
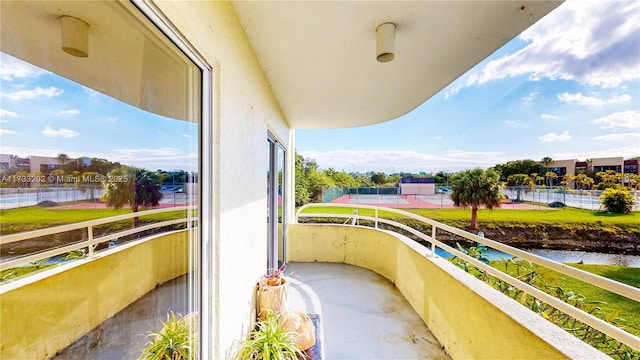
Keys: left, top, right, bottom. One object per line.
{"left": 0, "top": 1, "right": 201, "bottom": 357}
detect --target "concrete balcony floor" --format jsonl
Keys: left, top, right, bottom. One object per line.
{"left": 52, "top": 275, "right": 190, "bottom": 360}
{"left": 288, "top": 262, "right": 450, "bottom": 359}
{"left": 53, "top": 263, "right": 449, "bottom": 359}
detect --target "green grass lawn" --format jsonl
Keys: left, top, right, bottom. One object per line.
{"left": 298, "top": 205, "right": 640, "bottom": 226}
{"left": 0, "top": 206, "right": 188, "bottom": 235}
{"left": 490, "top": 261, "right": 640, "bottom": 337}
{"left": 560, "top": 264, "right": 640, "bottom": 336}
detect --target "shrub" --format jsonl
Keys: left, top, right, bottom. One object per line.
{"left": 600, "top": 187, "right": 636, "bottom": 214}
{"left": 138, "top": 311, "right": 197, "bottom": 360}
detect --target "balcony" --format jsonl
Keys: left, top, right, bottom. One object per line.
{"left": 2, "top": 206, "right": 638, "bottom": 359}
{"left": 288, "top": 262, "right": 449, "bottom": 359}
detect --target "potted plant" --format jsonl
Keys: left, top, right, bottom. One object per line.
{"left": 233, "top": 309, "right": 305, "bottom": 360}
{"left": 138, "top": 311, "right": 197, "bottom": 360}
{"left": 258, "top": 264, "right": 290, "bottom": 316}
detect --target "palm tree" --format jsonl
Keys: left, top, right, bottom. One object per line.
{"left": 450, "top": 168, "right": 502, "bottom": 230}
{"left": 545, "top": 171, "right": 558, "bottom": 187}
{"left": 506, "top": 173, "right": 533, "bottom": 202}
{"left": 56, "top": 153, "right": 70, "bottom": 173}
{"left": 541, "top": 156, "right": 553, "bottom": 172}
{"left": 104, "top": 166, "right": 163, "bottom": 226}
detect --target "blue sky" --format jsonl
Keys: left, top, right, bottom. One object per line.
{"left": 296, "top": 0, "right": 640, "bottom": 173}
{"left": 0, "top": 0, "right": 638, "bottom": 175}
{"left": 0, "top": 54, "right": 198, "bottom": 172}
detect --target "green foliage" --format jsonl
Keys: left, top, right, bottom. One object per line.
{"left": 450, "top": 248, "right": 639, "bottom": 359}
{"left": 138, "top": 312, "right": 197, "bottom": 360}
{"left": 491, "top": 160, "right": 544, "bottom": 181}
{"left": 104, "top": 166, "right": 134, "bottom": 210}
{"left": 134, "top": 168, "right": 164, "bottom": 210}
{"left": 370, "top": 172, "right": 387, "bottom": 185}
{"left": 506, "top": 174, "right": 533, "bottom": 187}
{"left": 506, "top": 173, "right": 533, "bottom": 202}
{"left": 1, "top": 264, "right": 56, "bottom": 282}
{"left": 232, "top": 309, "right": 304, "bottom": 360}
{"left": 600, "top": 187, "right": 636, "bottom": 214}
{"left": 450, "top": 168, "right": 502, "bottom": 230}
{"left": 104, "top": 166, "right": 163, "bottom": 211}
{"left": 544, "top": 171, "right": 558, "bottom": 186}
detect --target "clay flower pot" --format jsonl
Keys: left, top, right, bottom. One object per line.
{"left": 258, "top": 276, "right": 290, "bottom": 316}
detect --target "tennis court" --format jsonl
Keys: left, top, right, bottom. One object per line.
{"left": 331, "top": 193, "right": 546, "bottom": 209}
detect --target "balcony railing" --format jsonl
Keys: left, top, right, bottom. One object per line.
{"left": 296, "top": 203, "right": 640, "bottom": 352}
{"left": 0, "top": 206, "right": 196, "bottom": 272}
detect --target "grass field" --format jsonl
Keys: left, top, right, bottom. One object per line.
{"left": 490, "top": 261, "right": 640, "bottom": 337}
{"left": 298, "top": 205, "right": 640, "bottom": 226}
{"left": 0, "top": 206, "right": 188, "bottom": 234}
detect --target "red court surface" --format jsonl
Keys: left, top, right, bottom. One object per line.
{"left": 331, "top": 194, "right": 549, "bottom": 210}
{"left": 53, "top": 202, "right": 192, "bottom": 210}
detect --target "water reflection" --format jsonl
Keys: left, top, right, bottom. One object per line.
{"left": 436, "top": 248, "right": 640, "bottom": 268}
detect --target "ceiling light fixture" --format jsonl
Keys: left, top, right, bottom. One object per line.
{"left": 61, "top": 16, "right": 89, "bottom": 57}
{"left": 376, "top": 22, "right": 396, "bottom": 62}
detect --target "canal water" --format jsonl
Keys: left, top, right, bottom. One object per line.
{"left": 436, "top": 248, "right": 640, "bottom": 268}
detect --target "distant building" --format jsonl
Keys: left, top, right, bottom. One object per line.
{"left": 0, "top": 154, "right": 63, "bottom": 174}
{"left": 623, "top": 159, "right": 639, "bottom": 175}
{"left": 542, "top": 156, "right": 634, "bottom": 187}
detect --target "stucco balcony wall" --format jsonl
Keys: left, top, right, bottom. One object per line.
{"left": 0, "top": 230, "right": 190, "bottom": 360}
{"left": 288, "top": 223, "right": 606, "bottom": 360}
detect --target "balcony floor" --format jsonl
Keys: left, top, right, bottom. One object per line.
{"left": 52, "top": 263, "right": 449, "bottom": 359}
{"left": 288, "top": 262, "right": 450, "bottom": 360}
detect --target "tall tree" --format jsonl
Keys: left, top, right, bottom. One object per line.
{"left": 104, "top": 166, "right": 163, "bottom": 226}
{"left": 541, "top": 156, "right": 553, "bottom": 172}
{"left": 506, "top": 173, "right": 533, "bottom": 202}
{"left": 545, "top": 171, "right": 558, "bottom": 187}
{"left": 450, "top": 168, "right": 502, "bottom": 230}
{"left": 491, "top": 160, "right": 544, "bottom": 181}
{"left": 370, "top": 172, "right": 387, "bottom": 185}
{"left": 56, "top": 153, "right": 70, "bottom": 170}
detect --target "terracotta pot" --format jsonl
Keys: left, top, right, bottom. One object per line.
{"left": 280, "top": 311, "right": 316, "bottom": 350}
{"left": 258, "top": 277, "right": 289, "bottom": 316}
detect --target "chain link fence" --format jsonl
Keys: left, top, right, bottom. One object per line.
{"left": 503, "top": 186, "right": 640, "bottom": 211}
{"left": 0, "top": 186, "right": 105, "bottom": 209}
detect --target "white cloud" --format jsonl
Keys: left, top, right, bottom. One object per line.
{"left": 0, "top": 146, "right": 66, "bottom": 158}
{"left": 115, "top": 148, "right": 180, "bottom": 157}
{"left": 42, "top": 126, "right": 79, "bottom": 138}
{"left": 592, "top": 111, "right": 640, "bottom": 129}
{"left": 539, "top": 130, "right": 571, "bottom": 143}
{"left": 557, "top": 92, "right": 631, "bottom": 106}
{"left": 433, "top": 136, "right": 442, "bottom": 140}
{"left": 466, "top": 0, "right": 640, "bottom": 88}
{"left": 112, "top": 148, "right": 198, "bottom": 171}
{"left": 84, "top": 87, "right": 99, "bottom": 97}
{"left": 0, "top": 53, "right": 45, "bottom": 81}
{"left": 443, "top": 85, "right": 462, "bottom": 99}
{"left": 540, "top": 114, "right": 560, "bottom": 120}
{"left": 521, "top": 92, "right": 539, "bottom": 106}
{"left": 551, "top": 144, "right": 640, "bottom": 160}
{"left": 103, "top": 117, "right": 118, "bottom": 123}
{"left": 0, "top": 129, "right": 17, "bottom": 135}
{"left": 56, "top": 109, "right": 80, "bottom": 116}
{"left": 2, "top": 86, "right": 63, "bottom": 100}
{"left": 0, "top": 109, "right": 18, "bottom": 122}
{"left": 298, "top": 150, "right": 508, "bottom": 173}
{"left": 504, "top": 120, "right": 518, "bottom": 127}
{"left": 592, "top": 132, "right": 640, "bottom": 141}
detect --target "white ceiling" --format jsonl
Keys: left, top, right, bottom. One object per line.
{"left": 0, "top": 1, "right": 197, "bottom": 122}
{"left": 232, "top": 1, "right": 563, "bottom": 129}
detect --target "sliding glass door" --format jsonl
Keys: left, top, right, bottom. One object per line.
{"left": 267, "top": 133, "right": 286, "bottom": 271}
